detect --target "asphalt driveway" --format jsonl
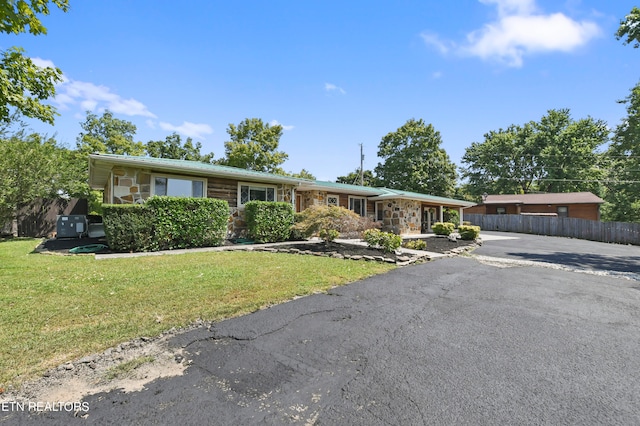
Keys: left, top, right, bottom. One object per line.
{"left": 475, "top": 231, "right": 640, "bottom": 275}
{"left": 6, "top": 240, "right": 640, "bottom": 425}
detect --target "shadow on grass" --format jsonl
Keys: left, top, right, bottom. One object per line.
{"left": 506, "top": 251, "right": 640, "bottom": 274}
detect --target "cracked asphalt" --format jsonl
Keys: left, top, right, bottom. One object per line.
{"left": 9, "top": 232, "right": 640, "bottom": 425}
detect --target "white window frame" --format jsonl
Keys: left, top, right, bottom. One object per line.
{"left": 375, "top": 201, "right": 384, "bottom": 222}
{"left": 327, "top": 194, "right": 339, "bottom": 207}
{"left": 238, "top": 182, "right": 278, "bottom": 208}
{"left": 151, "top": 173, "right": 206, "bottom": 198}
{"left": 349, "top": 196, "right": 367, "bottom": 217}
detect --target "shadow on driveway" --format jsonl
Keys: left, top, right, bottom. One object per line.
{"left": 504, "top": 251, "right": 640, "bottom": 274}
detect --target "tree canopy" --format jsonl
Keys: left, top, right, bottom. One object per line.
{"left": 375, "top": 118, "right": 457, "bottom": 197}
{"left": 146, "top": 133, "right": 214, "bottom": 163}
{"left": 336, "top": 169, "right": 378, "bottom": 186}
{"left": 76, "top": 110, "right": 144, "bottom": 156}
{"left": 602, "top": 83, "right": 640, "bottom": 222}
{"left": 461, "top": 109, "right": 608, "bottom": 199}
{"left": 616, "top": 6, "right": 640, "bottom": 48}
{"left": 219, "top": 118, "right": 288, "bottom": 173}
{"left": 0, "top": 0, "right": 68, "bottom": 124}
{"left": 289, "top": 169, "right": 316, "bottom": 180}
{"left": 0, "top": 130, "right": 87, "bottom": 226}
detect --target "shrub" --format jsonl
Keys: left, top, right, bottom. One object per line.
{"left": 245, "top": 201, "right": 294, "bottom": 243}
{"left": 147, "top": 196, "right": 229, "bottom": 250}
{"left": 102, "top": 196, "right": 229, "bottom": 252}
{"left": 363, "top": 228, "right": 402, "bottom": 253}
{"left": 363, "top": 228, "right": 382, "bottom": 246}
{"left": 458, "top": 225, "right": 481, "bottom": 240}
{"left": 403, "top": 239, "right": 427, "bottom": 250}
{"left": 432, "top": 222, "right": 455, "bottom": 236}
{"left": 318, "top": 229, "right": 339, "bottom": 242}
{"left": 443, "top": 209, "right": 460, "bottom": 226}
{"left": 293, "top": 205, "right": 379, "bottom": 239}
{"left": 102, "top": 204, "right": 156, "bottom": 252}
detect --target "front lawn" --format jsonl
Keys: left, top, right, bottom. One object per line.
{"left": 0, "top": 239, "right": 395, "bottom": 388}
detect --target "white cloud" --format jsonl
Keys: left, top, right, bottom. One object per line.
{"left": 53, "top": 79, "right": 157, "bottom": 118}
{"left": 269, "top": 120, "right": 294, "bottom": 131}
{"left": 324, "top": 83, "right": 346, "bottom": 95}
{"left": 423, "top": 0, "right": 601, "bottom": 67}
{"left": 52, "top": 79, "right": 157, "bottom": 117}
{"left": 31, "top": 57, "right": 57, "bottom": 69}
{"left": 420, "top": 33, "right": 453, "bottom": 54}
{"left": 432, "top": 71, "right": 443, "bottom": 79}
{"left": 33, "top": 57, "right": 157, "bottom": 118}
{"left": 158, "top": 121, "right": 213, "bottom": 139}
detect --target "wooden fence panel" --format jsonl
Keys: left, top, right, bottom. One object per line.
{"left": 464, "top": 213, "right": 640, "bottom": 246}
{"left": 1, "top": 198, "right": 88, "bottom": 238}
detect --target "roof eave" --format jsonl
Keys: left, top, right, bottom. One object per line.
{"left": 89, "top": 154, "right": 304, "bottom": 187}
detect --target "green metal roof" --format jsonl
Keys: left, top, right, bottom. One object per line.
{"left": 297, "top": 179, "right": 383, "bottom": 195}
{"left": 371, "top": 188, "right": 475, "bottom": 207}
{"left": 89, "top": 154, "right": 473, "bottom": 207}
{"left": 89, "top": 153, "right": 304, "bottom": 188}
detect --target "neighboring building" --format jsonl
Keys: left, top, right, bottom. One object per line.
{"left": 464, "top": 192, "right": 605, "bottom": 221}
{"left": 88, "top": 154, "right": 474, "bottom": 237}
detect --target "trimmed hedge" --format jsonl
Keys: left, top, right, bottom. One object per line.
{"left": 102, "top": 204, "right": 156, "bottom": 252}
{"left": 102, "top": 196, "right": 229, "bottom": 252}
{"left": 147, "top": 196, "right": 229, "bottom": 250}
{"left": 458, "top": 225, "right": 481, "bottom": 240}
{"left": 432, "top": 222, "right": 455, "bottom": 236}
{"left": 245, "top": 201, "right": 294, "bottom": 243}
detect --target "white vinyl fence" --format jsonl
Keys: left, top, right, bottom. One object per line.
{"left": 464, "top": 214, "right": 640, "bottom": 246}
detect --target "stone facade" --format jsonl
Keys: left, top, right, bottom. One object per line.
{"left": 298, "top": 190, "right": 328, "bottom": 211}
{"left": 379, "top": 199, "right": 422, "bottom": 235}
{"left": 110, "top": 167, "right": 152, "bottom": 204}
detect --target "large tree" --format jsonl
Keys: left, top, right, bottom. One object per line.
{"left": 336, "top": 168, "right": 378, "bottom": 186}
{"left": 0, "top": 0, "right": 68, "bottom": 124}
{"left": 375, "top": 118, "right": 457, "bottom": 197}
{"left": 219, "top": 118, "right": 288, "bottom": 173}
{"left": 0, "top": 131, "right": 86, "bottom": 228}
{"left": 76, "top": 110, "right": 144, "bottom": 155}
{"left": 602, "top": 83, "right": 640, "bottom": 222}
{"left": 616, "top": 6, "right": 640, "bottom": 48}
{"left": 146, "top": 133, "right": 214, "bottom": 163}
{"left": 461, "top": 109, "right": 608, "bottom": 198}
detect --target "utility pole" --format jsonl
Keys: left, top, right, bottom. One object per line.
{"left": 359, "top": 143, "right": 364, "bottom": 186}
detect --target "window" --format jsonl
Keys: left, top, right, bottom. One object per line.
{"left": 557, "top": 206, "right": 568, "bottom": 217}
{"left": 327, "top": 194, "right": 339, "bottom": 207}
{"left": 375, "top": 201, "right": 384, "bottom": 221}
{"left": 496, "top": 207, "right": 506, "bottom": 215}
{"left": 349, "top": 196, "right": 366, "bottom": 217}
{"left": 239, "top": 183, "right": 276, "bottom": 206}
{"left": 153, "top": 176, "right": 205, "bottom": 197}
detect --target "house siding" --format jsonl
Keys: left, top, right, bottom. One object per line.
{"left": 101, "top": 166, "right": 298, "bottom": 238}
{"left": 467, "top": 202, "right": 600, "bottom": 221}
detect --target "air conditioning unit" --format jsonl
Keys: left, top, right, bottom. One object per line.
{"left": 56, "top": 215, "right": 87, "bottom": 238}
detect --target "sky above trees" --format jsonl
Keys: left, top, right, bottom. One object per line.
{"left": 7, "top": 0, "right": 640, "bottom": 180}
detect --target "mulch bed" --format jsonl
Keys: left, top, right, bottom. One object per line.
{"left": 37, "top": 235, "right": 479, "bottom": 259}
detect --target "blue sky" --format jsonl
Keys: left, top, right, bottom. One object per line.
{"left": 6, "top": 0, "right": 640, "bottom": 181}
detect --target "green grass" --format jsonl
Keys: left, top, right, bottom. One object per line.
{"left": 0, "top": 238, "right": 395, "bottom": 388}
